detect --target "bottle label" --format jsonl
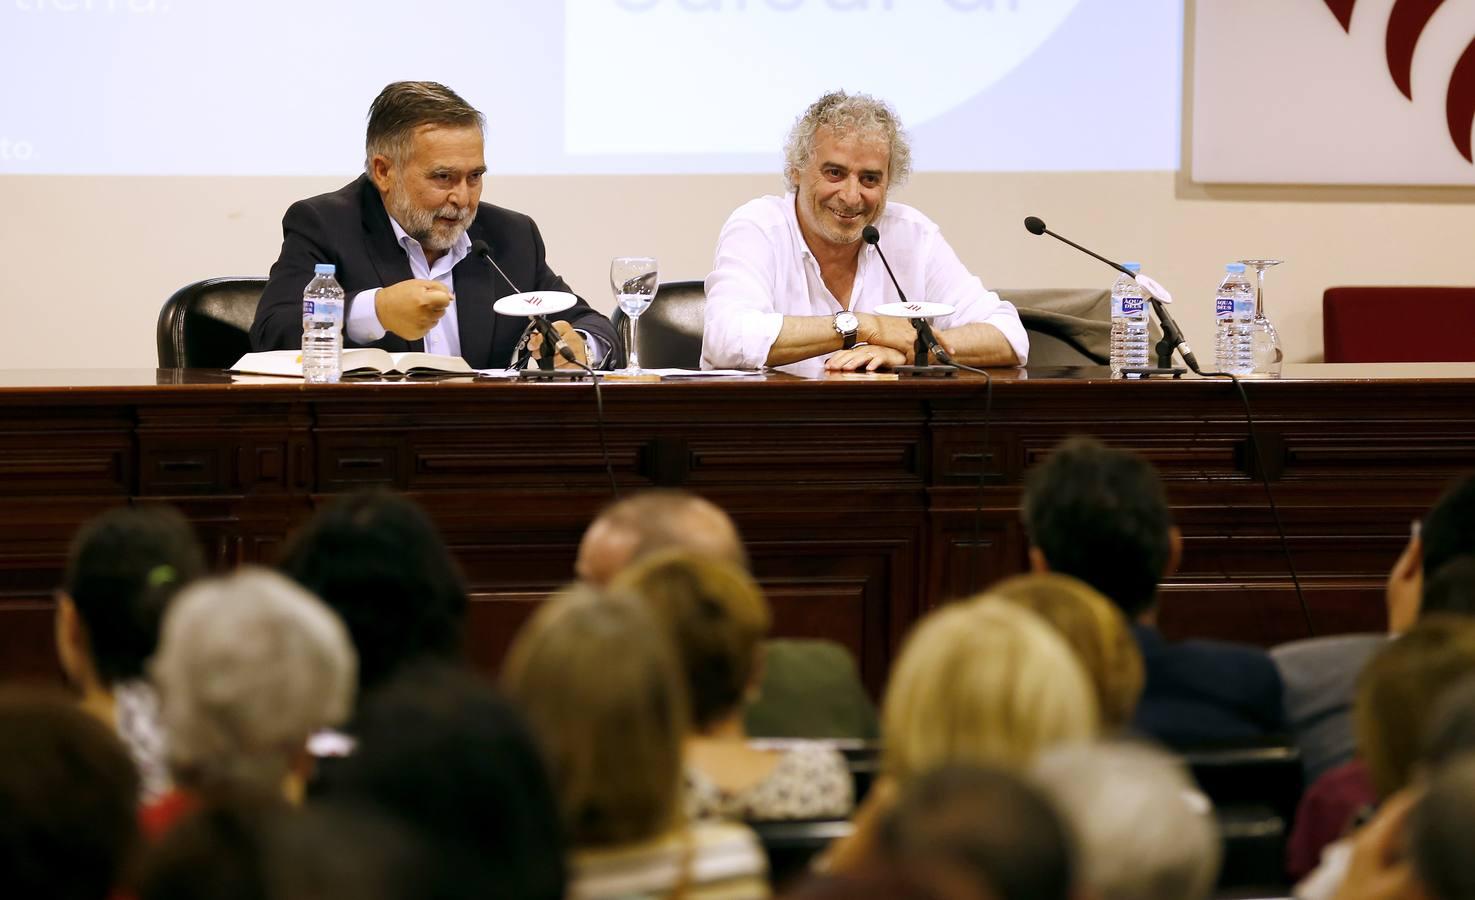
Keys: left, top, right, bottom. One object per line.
{"left": 1122, "top": 295, "right": 1145, "bottom": 316}
{"left": 303, "top": 300, "right": 316, "bottom": 315}
{"left": 1215, "top": 296, "right": 1234, "bottom": 320}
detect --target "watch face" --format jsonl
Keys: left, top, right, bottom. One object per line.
{"left": 835, "top": 312, "right": 859, "bottom": 334}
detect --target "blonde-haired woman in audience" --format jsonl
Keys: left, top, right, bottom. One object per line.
{"left": 986, "top": 572, "right": 1145, "bottom": 732}
{"left": 503, "top": 585, "right": 770, "bottom": 899}
{"left": 827, "top": 599, "right": 1099, "bottom": 873}
{"left": 614, "top": 551, "right": 853, "bottom": 823}
{"left": 144, "top": 568, "right": 357, "bottom": 838}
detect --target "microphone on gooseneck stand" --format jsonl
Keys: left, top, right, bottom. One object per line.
{"left": 470, "top": 239, "right": 582, "bottom": 370}
{"left": 1021, "top": 216, "right": 1200, "bottom": 377}
{"left": 861, "top": 225, "right": 956, "bottom": 376}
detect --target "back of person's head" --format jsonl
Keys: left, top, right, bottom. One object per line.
{"left": 1034, "top": 741, "right": 1220, "bottom": 900}
{"left": 138, "top": 800, "right": 425, "bottom": 900}
{"left": 152, "top": 568, "right": 356, "bottom": 798}
{"left": 502, "top": 585, "right": 689, "bottom": 848}
{"left": 0, "top": 688, "right": 140, "bottom": 900}
{"left": 319, "top": 663, "right": 565, "bottom": 900}
{"left": 62, "top": 505, "right": 206, "bottom": 685}
{"left": 1422, "top": 672, "right": 1475, "bottom": 769}
{"left": 276, "top": 489, "right": 467, "bottom": 697}
{"left": 1355, "top": 614, "right": 1475, "bottom": 798}
{"left": 1022, "top": 437, "right": 1174, "bottom": 619}
{"left": 613, "top": 550, "right": 772, "bottom": 730}
{"left": 1410, "top": 753, "right": 1475, "bottom": 900}
{"left": 882, "top": 600, "right": 1098, "bottom": 782}
{"left": 788, "top": 865, "right": 997, "bottom": 900}
{"left": 983, "top": 573, "right": 1145, "bottom": 732}
{"left": 1423, "top": 554, "right": 1475, "bottom": 619}
{"left": 879, "top": 764, "right": 1075, "bottom": 900}
{"left": 1422, "top": 474, "right": 1475, "bottom": 577}
{"left": 576, "top": 489, "right": 748, "bottom": 586}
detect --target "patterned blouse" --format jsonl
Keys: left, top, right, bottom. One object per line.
{"left": 685, "top": 743, "right": 853, "bottom": 823}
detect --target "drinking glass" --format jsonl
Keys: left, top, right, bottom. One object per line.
{"left": 1238, "top": 259, "right": 1284, "bottom": 378}
{"left": 611, "top": 257, "right": 658, "bottom": 374}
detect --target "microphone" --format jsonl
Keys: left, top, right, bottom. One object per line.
{"left": 471, "top": 239, "right": 580, "bottom": 368}
{"left": 862, "top": 225, "right": 953, "bottom": 366}
{"left": 1021, "top": 216, "right": 1203, "bottom": 375}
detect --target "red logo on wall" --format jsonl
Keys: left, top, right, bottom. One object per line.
{"left": 1323, "top": 0, "right": 1475, "bottom": 161}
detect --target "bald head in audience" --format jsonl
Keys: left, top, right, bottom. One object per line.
{"left": 575, "top": 490, "right": 747, "bottom": 586}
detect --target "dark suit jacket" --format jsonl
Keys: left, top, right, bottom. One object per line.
{"left": 249, "top": 176, "right": 620, "bottom": 370}
{"left": 1130, "top": 623, "right": 1286, "bottom": 748}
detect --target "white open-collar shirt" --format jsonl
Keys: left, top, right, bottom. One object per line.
{"left": 701, "top": 193, "right": 1029, "bottom": 371}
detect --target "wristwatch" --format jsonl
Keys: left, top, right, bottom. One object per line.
{"left": 833, "top": 310, "right": 860, "bottom": 350}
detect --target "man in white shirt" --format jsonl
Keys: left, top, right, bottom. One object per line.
{"left": 702, "top": 91, "right": 1027, "bottom": 372}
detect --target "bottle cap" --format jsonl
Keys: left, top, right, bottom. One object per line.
{"left": 1225, "top": 263, "right": 1246, "bottom": 274}
{"left": 314, "top": 263, "right": 336, "bottom": 275}
{"left": 1123, "top": 262, "right": 1141, "bottom": 273}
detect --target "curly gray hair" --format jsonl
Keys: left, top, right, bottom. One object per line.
{"left": 152, "top": 568, "right": 356, "bottom": 796}
{"left": 783, "top": 91, "right": 912, "bottom": 192}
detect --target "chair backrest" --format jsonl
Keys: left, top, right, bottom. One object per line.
{"left": 610, "top": 280, "right": 706, "bottom": 369}
{"left": 1324, "top": 286, "right": 1475, "bottom": 363}
{"left": 157, "top": 277, "right": 268, "bottom": 368}
{"left": 998, "top": 287, "right": 1123, "bottom": 368}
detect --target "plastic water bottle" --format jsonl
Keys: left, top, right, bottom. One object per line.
{"left": 1214, "top": 263, "right": 1254, "bottom": 375}
{"left": 301, "top": 263, "right": 344, "bottom": 383}
{"left": 1110, "top": 262, "right": 1149, "bottom": 377}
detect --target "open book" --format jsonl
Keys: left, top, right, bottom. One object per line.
{"left": 229, "top": 349, "right": 474, "bottom": 378}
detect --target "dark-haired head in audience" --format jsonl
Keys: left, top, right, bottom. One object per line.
{"left": 0, "top": 688, "right": 140, "bottom": 900}
{"left": 276, "top": 489, "right": 468, "bottom": 699}
{"left": 576, "top": 489, "right": 748, "bottom": 586}
{"left": 149, "top": 568, "right": 356, "bottom": 830}
{"left": 316, "top": 663, "right": 566, "bottom": 900}
{"left": 1021, "top": 437, "right": 1177, "bottom": 622}
{"left": 57, "top": 505, "right": 206, "bottom": 800}
{"left": 877, "top": 765, "right": 1075, "bottom": 900}
{"left": 137, "top": 799, "right": 425, "bottom": 900}
{"left": 1389, "top": 473, "right": 1475, "bottom": 631}
{"left": 1409, "top": 754, "right": 1475, "bottom": 900}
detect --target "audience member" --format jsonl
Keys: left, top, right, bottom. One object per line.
{"left": 785, "top": 865, "right": 997, "bottom": 900}
{"left": 56, "top": 505, "right": 207, "bottom": 801}
{"left": 1294, "top": 615, "right": 1475, "bottom": 896}
{"left": 1408, "top": 754, "right": 1475, "bottom": 900}
{"left": 1035, "top": 741, "right": 1220, "bottom": 900}
{"left": 576, "top": 488, "right": 878, "bottom": 739}
{"left": 0, "top": 688, "right": 140, "bottom": 900}
{"left": 1388, "top": 473, "right": 1475, "bottom": 632}
{"left": 825, "top": 601, "right": 1096, "bottom": 875}
{"left": 276, "top": 488, "right": 467, "bottom": 701}
{"left": 614, "top": 551, "right": 852, "bottom": 822}
{"left": 503, "top": 586, "right": 769, "bottom": 899}
{"left": 878, "top": 765, "right": 1076, "bottom": 900}
{"left": 137, "top": 799, "right": 425, "bottom": 900}
{"left": 145, "top": 568, "right": 356, "bottom": 836}
{"left": 575, "top": 489, "right": 748, "bottom": 586}
{"left": 1022, "top": 436, "right": 1284, "bottom": 747}
{"left": 316, "top": 663, "right": 566, "bottom": 900}
{"left": 986, "top": 572, "right": 1145, "bottom": 732}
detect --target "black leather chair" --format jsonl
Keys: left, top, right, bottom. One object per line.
{"left": 156, "top": 277, "right": 268, "bottom": 368}
{"left": 610, "top": 279, "right": 706, "bottom": 369}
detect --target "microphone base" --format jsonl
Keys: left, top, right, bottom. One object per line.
{"left": 517, "top": 368, "right": 591, "bottom": 382}
{"left": 1120, "top": 366, "right": 1186, "bottom": 380}
{"left": 891, "top": 364, "right": 958, "bottom": 378}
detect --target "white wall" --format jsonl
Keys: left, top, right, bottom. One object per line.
{"left": 2, "top": 169, "right": 1472, "bottom": 370}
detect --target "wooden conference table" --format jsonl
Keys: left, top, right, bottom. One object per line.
{"left": 2, "top": 362, "right": 1472, "bottom": 693}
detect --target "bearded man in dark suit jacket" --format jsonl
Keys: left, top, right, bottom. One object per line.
{"left": 250, "top": 81, "right": 619, "bottom": 370}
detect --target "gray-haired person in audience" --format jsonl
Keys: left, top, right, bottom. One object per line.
{"left": 55, "top": 505, "right": 207, "bottom": 802}
{"left": 144, "top": 568, "right": 356, "bottom": 835}
{"left": 1034, "top": 742, "right": 1220, "bottom": 900}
